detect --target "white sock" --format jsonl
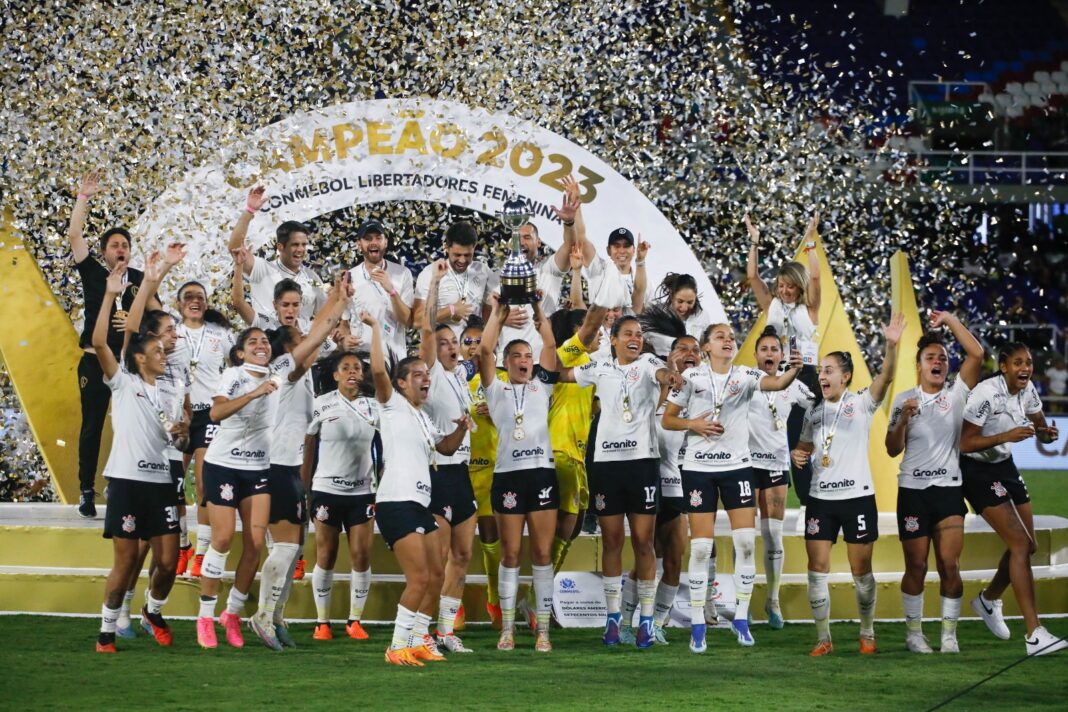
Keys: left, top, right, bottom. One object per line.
{"left": 603, "top": 576, "right": 622, "bottom": 616}
{"left": 854, "top": 573, "right": 877, "bottom": 638}
{"left": 621, "top": 576, "right": 638, "bottom": 627}
{"left": 258, "top": 542, "right": 299, "bottom": 620}
{"left": 118, "top": 589, "right": 136, "bottom": 624}
{"left": 653, "top": 582, "right": 678, "bottom": 625}
{"left": 391, "top": 605, "right": 416, "bottom": 650}
{"left": 226, "top": 586, "right": 248, "bottom": 616}
{"left": 499, "top": 565, "right": 520, "bottom": 631}
{"left": 903, "top": 591, "right": 924, "bottom": 634}
{"left": 761, "top": 518, "right": 784, "bottom": 607}
{"left": 274, "top": 546, "right": 300, "bottom": 625}
{"left": 179, "top": 516, "right": 190, "bottom": 549}
{"left": 941, "top": 595, "right": 961, "bottom": 638}
{"left": 198, "top": 595, "right": 218, "bottom": 619}
{"left": 688, "top": 538, "right": 713, "bottom": 626}
{"left": 438, "top": 595, "right": 462, "bottom": 636}
{"left": 732, "top": 528, "right": 756, "bottom": 622}
{"left": 637, "top": 579, "right": 656, "bottom": 619}
{"left": 312, "top": 565, "right": 335, "bottom": 623}
{"left": 655, "top": 557, "right": 664, "bottom": 580}
{"left": 201, "top": 546, "right": 227, "bottom": 580}
{"left": 100, "top": 604, "right": 120, "bottom": 634}
{"left": 195, "top": 526, "right": 212, "bottom": 557}
{"left": 808, "top": 570, "right": 831, "bottom": 642}
{"left": 705, "top": 543, "right": 718, "bottom": 619}
{"left": 408, "top": 611, "right": 432, "bottom": 647}
{"left": 350, "top": 568, "right": 371, "bottom": 622}
{"left": 532, "top": 564, "right": 554, "bottom": 631}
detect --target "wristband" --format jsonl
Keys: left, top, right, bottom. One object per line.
{"left": 389, "top": 289, "right": 398, "bottom": 297}
{"left": 77, "top": 193, "right": 89, "bottom": 201}
{"left": 562, "top": 219, "right": 575, "bottom": 227}
{"left": 636, "top": 260, "right": 646, "bottom": 266}
{"left": 448, "top": 304, "right": 457, "bottom": 319}
{"left": 245, "top": 205, "right": 257, "bottom": 214}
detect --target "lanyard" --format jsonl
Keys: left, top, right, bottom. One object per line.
{"left": 709, "top": 366, "right": 733, "bottom": 419}
{"left": 511, "top": 383, "right": 527, "bottom": 424}
{"left": 612, "top": 360, "right": 633, "bottom": 411}
{"left": 340, "top": 393, "right": 378, "bottom": 430}
{"left": 362, "top": 262, "right": 386, "bottom": 297}
{"left": 448, "top": 266, "right": 470, "bottom": 303}
{"left": 408, "top": 401, "right": 438, "bottom": 468}
{"left": 1003, "top": 378, "right": 1029, "bottom": 425}
{"left": 140, "top": 379, "right": 168, "bottom": 428}
{"left": 181, "top": 325, "right": 207, "bottom": 372}
{"left": 820, "top": 393, "right": 848, "bottom": 456}
{"left": 444, "top": 366, "right": 473, "bottom": 411}
{"left": 917, "top": 387, "right": 942, "bottom": 415}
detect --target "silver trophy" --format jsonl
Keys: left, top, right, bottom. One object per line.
{"left": 497, "top": 198, "right": 538, "bottom": 305}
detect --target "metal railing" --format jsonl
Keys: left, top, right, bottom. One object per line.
{"left": 908, "top": 80, "right": 992, "bottom": 108}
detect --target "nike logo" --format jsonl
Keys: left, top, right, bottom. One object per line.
{"left": 644, "top": 504, "right": 655, "bottom": 510}
{"left": 740, "top": 498, "right": 752, "bottom": 504}
{"left": 980, "top": 599, "right": 994, "bottom": 615}
{"left": 769, "top": 476, "right": 783, "bottom": 481}
{"left": 254, "top": 483, "right": 267, "bottom": 490}
{"left": 1025, "top": 636, "right": 1039, "bottom": 645}
{"left": 855, "top": 532, "right": 868, "bottom": 539}
{"left": 539, "top": 500, "right": 551, "bottom": 506}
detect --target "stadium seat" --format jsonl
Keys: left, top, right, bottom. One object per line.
{"left": 994, "top": 93, "right": 1014, "bottom": 111}
{"left": 1039, "top": 80, "right": 1057, "bottom": 95}
{"left": 1005, "top": 81, "right": 1025, "bottom": 95}
{"left": 1061, "top": 60, "right": 1068, "bottom": 72}
{"left": 978, "top": 92, "right": 996, "bottom": 106}
{"left": 1052, "top": 71, "right": 1068, "bottom": 84}
{"left": 1035, "top": 70, "right": 1052, "bottom": 84}
{"left": 1024, "top": 81, "right": 1041, "bottom": 95}
{"left": 1006, "top": 104, "right": 1025, "bottom": 118}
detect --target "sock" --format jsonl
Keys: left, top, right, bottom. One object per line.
{"left": 688, "top": 537, "right": 713, "bottom": 626}
{"left": 100, "top": 604, "right": 120, "bottom": 633}
{"left": 350, "top": 568, "right": 371, "bottom": 622}
{"left": 655, "top": 557, "right": 664, "bottom": 580}
{"left": 532, "top": 564, "right": 554, "bottom": 631}
{"left": 903, "top": 591, "right": 924, "bottom": 634}
{"left": 481, "top": 540, "right": 502, "bottom": 606}
{"left": 195, "top": 526, "right": 212, "bottom": 557}
{"left": 179, "top": 516, "right": 190, "bottom": 549}
{"left": 551, "top": 535, "right": 572, "bottom": 575}
{"left": 854, "top": 573, "right": 877, "bottom": 638}
{"left": 499, "top": 565, "right": 520, "bottom": 632}
{"left": 201, "top": 546, "right": 227, "bottom": 580}
{"left": 732, "top": 528, "right": 757, "bottom": 623}
{"left": 408, "top": 611, "right": 432, "bottom": 647}
{"left": 438, "top": 596, "right": 462, "bottom": 636}
{"left": 274, "top": 546, "right": 300, "bottom": 625}
{"left": 226, "top": 586, "right": 248, "bottom": 616}
{"left": 621, "top": 576, "right": 638, "bottom": 627}
{"left": 603, "top": 576, "right": 622, "bottom": 616}
{"left": 391, "top": 605, "right": 416, "bottom": 650}
{"left": 146, "top": 591, "right": 166, "bottom": 616}
{"left": 653, "top": 582, "right": 678, "bottom": 626}
{"left": 941, "top": 596, "right": 961, "bottom": 638}
{"left": 118, "top": 589, "right": 136, "bottom": 623}
{"left": 198, "top": 594, "right": 218, "bottom": 619}
{"left": 705, "top": 542, "right": 718, "bottom": 619}
{"left": 637, "top": 579, "right": 656, "bottom": 619}
{"left": 258, "top": 542, "right": 299, "bottom": 620}
{"left": 312, "top": 565, "right": 335, "bottom": 623}
{"left": 761, "top": 518, "right": 784, "bottom": 607}
{"left": 808, "top": 570, "right": 831, "bottom": 642}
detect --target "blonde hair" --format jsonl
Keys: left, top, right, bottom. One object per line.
{"left": 700, "top": 322, "right": 733, "bottom": 346}
{"left": 775, "top": 261, "right": 809, "bottom": 302}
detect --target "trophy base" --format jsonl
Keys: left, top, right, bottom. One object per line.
{"left": 499, "top": 282, "right": 539, "bottom": 306}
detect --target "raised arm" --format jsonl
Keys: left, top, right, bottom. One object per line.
{"left": 68, "top": 171, "right": 101, "bottom": 264}
{"left": 869, "top": 313, "right": 905, "bottom": 404}
{"left": 568, "top": 244, "right": 587, "bottom": 310}
{"left": 576, "top": 304, "right": 607, "bottom": 350}
{"left": 227, "top": 186, "right": 268, "bottom": 276}
{"left": 745, "top": 215, "right": 773, "bottom": 312}
{"left": 92, "top": 264, "right": 127, "bottom": 379}
{"left": 478, "top": 301, "right": 507, "bottom": 386}
{"left": 125, "top": 243, "right": 185, "bottom": 349}
{"left": 803, "top": 213, "right": 821, "bottom": 321}
{"left": 289, "top": 273, "right": 352, "bottom": 372}
{"left": 363, "top": 312, "right": 392, "bottom": 403}
{"left": 419, "top": 260, "right": 448, "bottom": 367}
{"left": 929, "top": 310, "right": 984, "bottom": 389}
{"left": 533, "top": 303, "right": 557, "bottom": 372}
{"left": 632, "top": 238, "right": 649, "bottom": 314}
{"left": 550, "top": 181, "right": 582, "bottom": 273}
{"left": 758, "top": 350, "right": 803, "bottom": 391}
{"left": 230, "top": 246, "right": 256, "bottom": 326}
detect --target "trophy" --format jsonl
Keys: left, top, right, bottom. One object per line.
{"left": 496, "top": 198, "right": 538, "bottom": 305}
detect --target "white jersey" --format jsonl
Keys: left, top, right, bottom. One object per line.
{"left": 963, "top": 376, "right": 1043, "bottom": 464}
{"left": 307, "top": 391, "right": 378, "bottom": 496}
{"left": 248, "top": 255, "right": 327, "bottom": 322}
{"left": 668, "top": 365, "right": 763, "bottom": 473}
{"left": 424, "top": 360, "right": 473, "bottom": 466}
{"left": 270, "top": 354, "right": 314, "bottom": 467}
{"left": 345, "top": 259, "right": 414, "bottom": 361}
{"left": 890, "top": 378, "right": 971, "bottom": 489}
{"left": 576, "top": 354, "right": 664, "bottom": 462}
{"left": 587, "top": 256, "right": 635, "bottom": 313}
{"left": 749, "top": 379, "right": 814, "bottom": 471}
{"left": 656, "top": 405, "right": 685, "bottom": 498}
{"left": 767, "top": 297, "right": 816, "bottom": 342}
{"left": 205, "top": 361, "right": 294, "bottom": 471}
{"left": 485, "top": 376, "right": 554, "bottom": 473}
{"left": 589, "top": 325, "right": 613, "bottom": 363}
{"left": 376, "top": 391, "right": 445, "bottom": 506}
{"left": 101, "top": 369, "right": 171, "bottom": 484}
{"left": 801, "top": 389, "right": 880, "bottom": 501}
{"left": 173, "top": 322, "right": 234, "bottom": 412}
{"left": 496, "top": 255, "right": 565, "bottom": 365}
{"left": 158, "top": 360, "right": 191, "bottom": 462}
{"left": 415, "top": 260, "right": 498, "bottom": 337}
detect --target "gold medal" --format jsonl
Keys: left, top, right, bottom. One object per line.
{"left": 114, "top": 309, "right": 128, "bottom": 320}
{"left": 775, "top": 418, "right": 786, "bottom": 431}
{"left": 821, "top": 454, "right": 830, "bottom": 467}
{"left": 622, "top": 409, "right": 634, "bottom": 423}
{"left": 513, "top": 427, "right": 526, "bottom": 441}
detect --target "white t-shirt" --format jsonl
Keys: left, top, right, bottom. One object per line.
{"left": 248, "top": 255, "right": 327, "bottom": 323}
{"left": 801, "top": 389, "right": 880, "bottom": 501}
{"left": 270, "top": 354, "right": 314, "bottom": 467}
{"left": 496, "top": 255, "right": 565, "bottom": 365}
{"left": 205, "top": 362, "right": 293, "bottom": 471}
{"left": 424, "top": 360, "right": 473, "bottom": 466}
{"left": 345, "top": 259, "right": 414, "bottom": 361}
{"left": 485, "top": 376, "right": 554, "bottom": 473}
{"left": 890, "top": 378, "right": 971, "bottom": 488}
{"left": 576, "top": 354, "right": 664, "bottom": 462}
{"left": 306, "top": 391, "right": 378, "bottom": 496}
{"left": 158, "top": 360, "right": 191, "bottom": 462}
{"left": 767, "top": 297, "right": 816, "bottom": 341}
{"left": 376, "top": 391, "right": 445, "bottom": 506}
{"left": 748, "top": 380, "right": 815, "bottom": 471}
{"left": 589, "top": 325, "right": 613, "bottom": 363}
{"left": 587, "top": 256, "right": 635, "bottom": 313}
{"left": 415, "top": 260, "right": 498, "bottom": 337}
{"left": 249, "top": 313, "right": 337, "bottom": 359}
{"left": 962, "top": 376, "right": 1043, "bottom": 464}
{"left": 667, "top": 365, "right": 763, "bottom": 473}
{"left": 1047, "top": 366, "right": 1068, "bottom": 396}
{"left": 102, "top": 369, "right": 172, "bottom": 484}
{"left": 656, "top": 406, "right": 685, "bottom": 498}
{"left": 173, "top": 323, "right": 235, "bottom": 412}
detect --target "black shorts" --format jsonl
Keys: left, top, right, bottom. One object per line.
{"left": 189, "top": 409, "right": 220, "bottom": 452}
{"left": 269, "top": 464, "right": 307, "bottom": 525}
{"left": 960, "top": 457, "right": 1030, "bottom": 514}
{"left": 202, "top": 461, "right": 269, "bottom": 507}
{"left": 680, "top": 467, "right": 756, "bottom": 512}
{"left": 310, "top": 491, "right": 375, "bottom": 532}
{"left": 375, "top": 500, "right": 439, "bottom": 549}
{"left": 492, "top": 468, "right": 560, "bottom": 514}
{"left": 897, "top": 485, "right": 967, "bottom": 540}
{"left": 429, "top": 463, "right": 478, "bottom": 525}
{"left": 753, "top": 467, "right": 791, "bottom": 490}
{"left": 657, "top": 495, "right": 686, "bottom": 526}
{"left": 804, "top": 495, "right": 879, "bottom": 545}
{"left": 589, "top": 458, "right": 659, "bottom": 516}
{"left": 169, "top": 459, "right": 187, "bottom": 506}
{"left": 103, "top": 478, "right": 181, "bottom": 541}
